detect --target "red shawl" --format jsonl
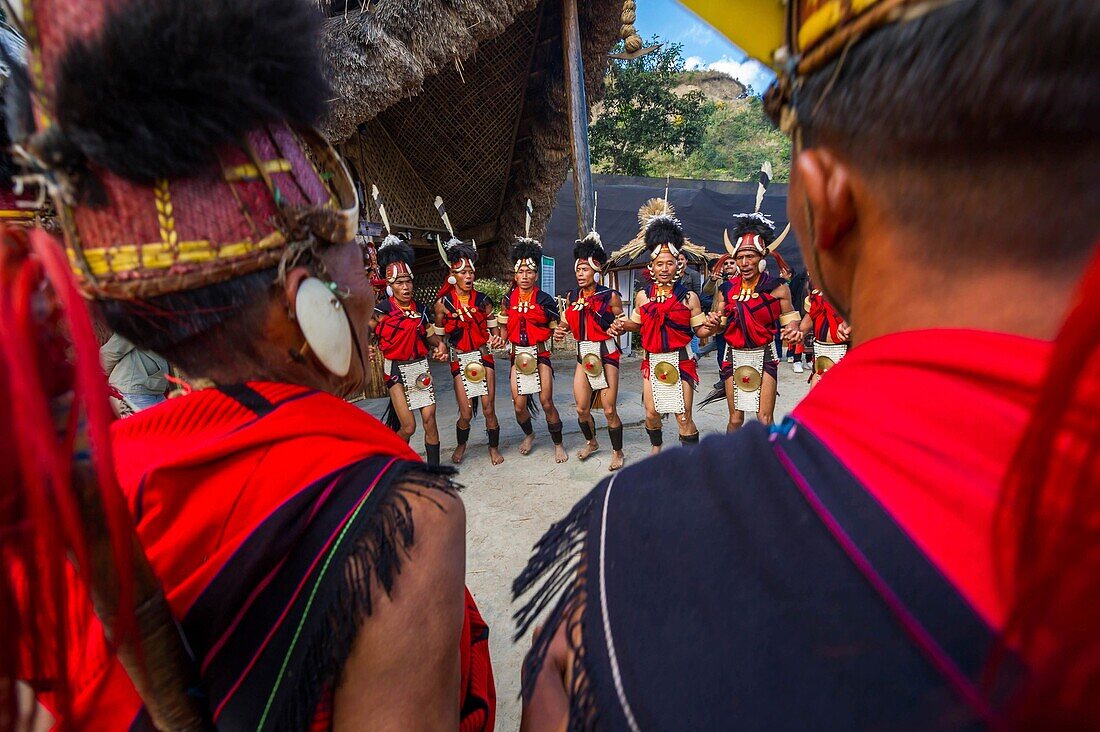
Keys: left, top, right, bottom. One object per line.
{"left": 504, "top": 287, "right": 558, "bottom": 346}
{"left": 375, "top": 297, "right": 430, "bottom": 361}
{"left": 638, "top": 283, "right": 694, "bottom": 353}
{"left": 808, "top": 289, "right": 845, "bottom": 343}
{"left": 720, "top": 274, "right": 782, "bottom": 349}
{"left": 50, "top": 382, "right": 494, "bottom": 730}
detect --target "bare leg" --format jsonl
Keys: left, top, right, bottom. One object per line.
{"left": 421, "top": 403, "right": 440, "bottom": 445}
{"left": 512, "top": 365, "right": 536, "bottom": 455}
{"left": 483, "top": 366, "right": 504, "bottom": 465}
{"left": 539, "top": 363, "right": 568, "bottom": 464}
{"left": 420, "top": 403, "right": 440, "bottom": 465}
{"left": 724, "top": 377, "right": 746, "bottom": 433}
{"left": 573, "top": 366, "right": 599, "bottom": 460}
{"left": 388, "top": 383, "right": 418, "bottom": 443}
{"left": 641, "top": 377, "right": 663, "bottom": 455}
{"left": 601, "top": 364, "right": 625, "bottom": 470}
{"left": 758, "top": 371, "right": 778, "bottom": 427}
{"left": 451, "top": 374, "right": 474, "bottom": 464}
{"left": 677, "top": 378, "right": 698, "bottom": 439}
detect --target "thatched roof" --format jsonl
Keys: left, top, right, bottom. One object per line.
{"left": 318, "top": 0, "right": 622, "bottom": 282}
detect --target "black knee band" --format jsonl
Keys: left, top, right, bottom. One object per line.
{"left": 456, "top": 425, "right": 471, "bottom": 446}
{"left": 609, "top": 425, "right": 624, "bottom": 451}
{"left": 425, "top": 442, "right": 441, "bottom": 466}
{"left": 646, "top": 426, "right": 663, "bottom": 447}
{"left": 487, "top": 427, "right": 500, "bottom": 448}
{"left": 579, "top": 419, "right": 595, "bottom": 441}
{"left": 548, "top": 421, "right": 564, "bottom": 445}
{"left": 679, "top": 432, "right": 700, "bottom": 446}
{"left": 519, "top": 418, "right": 534, "bottom": 436}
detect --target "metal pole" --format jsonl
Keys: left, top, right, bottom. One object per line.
{"left": 561, "top": 0, "right": 595, "bottom": 238}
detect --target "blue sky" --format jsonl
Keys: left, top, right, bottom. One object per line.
{"left": 636, "top": 0, "right": 776, "bottom": 93}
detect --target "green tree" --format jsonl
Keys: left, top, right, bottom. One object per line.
{"left": 589, "top": 38, "right": 715, "bottom": 177}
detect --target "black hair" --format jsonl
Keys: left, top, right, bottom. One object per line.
{"left": 573, "top": 232, "right": 608, "bottom": 266}
{"left": 97, "top": 267, "right": 278, "bottom": 375}
{"left": 793, "top": 0, "right": 1100, "bottom": 262}
{"left": 729, "top": 213, "right": 776, "bottom": 247}
{"left": 43, "top": 0, "right": 327, "bottom": 191}
{"left": 443, "top": 237, "right": 477, "bottom": 266}
{"left": 511, "top": 237, "right": 543, "bottom": 264}
{"left": 644, "top": 216, "right": 684, "bottom": 250}
{"left": 376, "top": 235, "right": 415, "bottom": 272}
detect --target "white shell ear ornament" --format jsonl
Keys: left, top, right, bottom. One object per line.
{"left": 448, "top": 275, "right": 458, "bottom": 285}
{"left": 386, "top": 285, "right": 394, "bottom": 296}
{"left": 295, "top": 277, "right": 353, "bottom": 377}
{"left": 758, "top": 259, "right": 768, "bottom": 274}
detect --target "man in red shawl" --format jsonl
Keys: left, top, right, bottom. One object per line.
{"left": 515, "top": 0, "right": 1100, "bottom": 729}
{"left": 433, "top": 236, "right": 507, "bottom": 466}
{"left": 371, "top": 234, "right": 448, "bottom": 464}
{"left": 555, "top": 230, "right": 627, "bottom": 471}
{"left": 1, "top": 0, "right": 496, "bottom": 728}
{"left": 500, "top": 234, "right": 570, "bottom": 463}
{"left": 608, "top": 199, "right": 723, "bottom": 452}
{"left": 708, "top": 212, "right": 802, "bottom": 431}
{"left": 801, "top": 275, "right": 851, "bottom": 387}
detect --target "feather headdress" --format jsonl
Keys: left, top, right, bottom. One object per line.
{"left": 723, "top": 163, "right": 791, "bottom": 262}
{"left": 511, "top": 236, "right": 543, "bottom": 270}
{"left": 574, "top": 231, "right": 607, "bottom": 267}
{"left": 376, "top": 233, "right": 415, "bottom": 282}
{"left": 440, "top": 236, "right": 477, "bottom": 267}
{"left": 609, "top": 198, "right": 708, "bottom": 266}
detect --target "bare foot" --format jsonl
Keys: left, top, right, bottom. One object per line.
{"left": 650, "top": 445, "right": 662, "bottom": 456}
{"left": 555, "top": 445, "right": 569, "bottom": 464}
{"left": 451, "top": 443, "right": 468, "bottom": 464}
{"left": 489, "top": 446, "right": 505, "bottom": 465}
{"left": 577, "top": 440, "right": 600, "bottom": 461}
{"left": 519, "top": 433, "right": 536, "bottom": 455}
{"left": 609, "top": 450, "right": 625, "bottom": 471}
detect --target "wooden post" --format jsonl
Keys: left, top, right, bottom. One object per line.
{"left": 561, "top": 0, "right": 595, "bottom": 238}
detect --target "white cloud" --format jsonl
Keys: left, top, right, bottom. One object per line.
{"left": 683, "top": 55, "right": 706, "bottom": 71}
{"left": 682, "top": 22, "right": 717, "bottom": 47}
{"left": 699, "top": 55, "right": 775, "bottom": 94}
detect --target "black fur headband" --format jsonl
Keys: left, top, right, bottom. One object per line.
{"left": 644, "top": 216, "right": 685, "bottom": 249}
{"left": 729, "top": 212, "right": 777, "bottom": 246}
{"left": 573, "top": 231, "right": 607, "bottom": 265}
{"left": 444, "top": 237, "right": 477, "bottom": 266}
{"left": 376, "top": 234, "right": 415, "bottom": 271}
{"left": 511, "top": 236, "right": 543, "bottom": 264}
{"left": 32, "top": 0, "right": 328, "bottom": 193}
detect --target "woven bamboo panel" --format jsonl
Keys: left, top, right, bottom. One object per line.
{"left": 342, "top": 121, "right": 441, "bottom": 231}
{"left": 376, "top": 10, "right": 539, "bottom": 234}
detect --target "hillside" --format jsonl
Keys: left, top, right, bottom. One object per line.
{"left": 592, "top": 68, "right": 791, "bottom": 182}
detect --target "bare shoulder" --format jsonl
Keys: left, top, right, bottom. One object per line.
{"left": 393, "top": 469, "right": 466, "bottom": 550}
{"left": 334, "top": 468, "right": 466, "bottom": 729}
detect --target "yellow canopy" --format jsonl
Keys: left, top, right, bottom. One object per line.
{"left": 677, "top": 0, "right": 786, "bottom": 70}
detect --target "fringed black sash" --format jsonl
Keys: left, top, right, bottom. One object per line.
{"left": 516, "top": 419, "right": 1014, "bottom": 730}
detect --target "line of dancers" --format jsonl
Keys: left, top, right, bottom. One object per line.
{"left": 369, "top": 193, "right": 849, "bottom": 469}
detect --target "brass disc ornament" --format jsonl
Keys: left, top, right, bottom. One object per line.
{"left": 653, "top": 361, "right": 679, "bottom": 385}
{"left": 516, "top": 352, "right": 538, "bottom": 375}
{"left": 814, "top": 355, "right": 836, "bottom": 375}
{"left": 582, "top": 353, "right": 603, "bottom": 378}
{"left": 734, "top": 365, "right": 762, "bottom": 392}
{"left": 465, "top": 361, "right": 486, "bottom": 383}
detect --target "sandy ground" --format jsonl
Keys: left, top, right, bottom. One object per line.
{"left": 358, "top": 349, "right": 812, "bottom": 730}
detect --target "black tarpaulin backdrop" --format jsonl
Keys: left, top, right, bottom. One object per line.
{"left": 541, "top": 176, "right": 803, "bottom": 295}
